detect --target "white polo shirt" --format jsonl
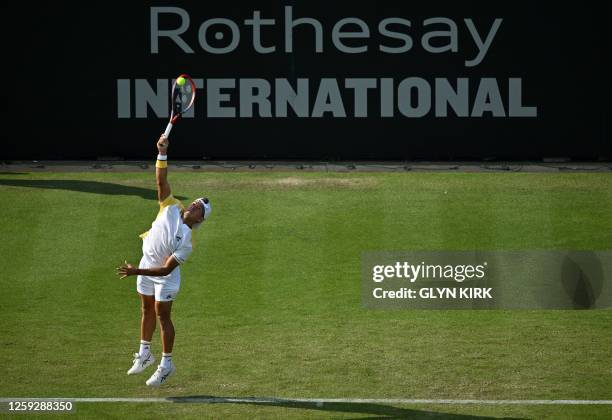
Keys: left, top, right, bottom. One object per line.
{"left": 139, "top": 196, "right": 193, "bottom": 282}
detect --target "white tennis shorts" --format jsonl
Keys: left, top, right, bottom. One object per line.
{"left": 137, "top": 275, "right": 180, "bottom": 302}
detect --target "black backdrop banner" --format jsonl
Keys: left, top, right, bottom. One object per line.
{"left": 3, "top": 1, "right": 611, "bottom": 160}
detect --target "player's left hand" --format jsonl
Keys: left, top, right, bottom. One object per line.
{"left": 116, "top": 260, "right": 138, "bottom": 279}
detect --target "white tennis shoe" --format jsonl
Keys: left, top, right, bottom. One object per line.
{"left": 127, "top": 352, "right": 155, "bottom": 375}
{"left": 146, "top": 364, "right": 176, "bottom": 387}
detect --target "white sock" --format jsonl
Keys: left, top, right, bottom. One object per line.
{"left": 161, "top": 353, "right": 173, "bottom": 369}
{"left": 139, "top": 340, "right": 151, "bottom": 356}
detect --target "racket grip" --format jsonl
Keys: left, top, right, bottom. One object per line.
{"left": 163, "top": 122, "right": 173, "bottom": 138}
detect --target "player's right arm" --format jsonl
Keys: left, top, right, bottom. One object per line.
{"left": 116, "top": 255, "right": 180, "bottom": 278}
{"left": 156, "top": 134, "right": 171, "bottom": 202}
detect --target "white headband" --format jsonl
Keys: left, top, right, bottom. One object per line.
{"left": 196, "top": 198, "right": 212, "bottom": 220}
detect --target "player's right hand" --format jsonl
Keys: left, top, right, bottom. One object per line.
{"left": 116, "top": 260, "right": 138, "bottom": 279}
{"left": 157, "top": 134, "right": 169, "bottom": 154}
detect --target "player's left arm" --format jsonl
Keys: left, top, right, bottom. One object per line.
{"left": 116, "top": 255, "right": 180, "bottom": 278}
{"left": 156, "top": 134, "right": 171, "bottom": 202}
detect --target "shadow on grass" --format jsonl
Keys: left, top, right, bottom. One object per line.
{"left": 0, "top": 179, "right": 186, "bottom": 201}
{"left": 167, "top": 396, "right": 523, "bottom": 419}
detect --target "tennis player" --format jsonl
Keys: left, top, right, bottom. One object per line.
{"left": 117, "top": 134, "right": 211, "bottom": 387}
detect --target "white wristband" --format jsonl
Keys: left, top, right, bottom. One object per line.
{"left": 157, "top": 154, "right": 168, "bottom": 161}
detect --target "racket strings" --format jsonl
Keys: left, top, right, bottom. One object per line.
{"left": 172, "top": 83, "right": 194, "bottom": 114}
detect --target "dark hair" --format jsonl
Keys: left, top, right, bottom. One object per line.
{"left": 203, "top": 197, "right": 209, "bottom": 204}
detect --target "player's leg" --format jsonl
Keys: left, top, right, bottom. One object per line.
{"left": 140, "top": 293, "right": 156, "bottom": 342}
{"left": 155, "top": 300, "right": 175, "bottom": 354}
{"left": 128, "top": 278, "right": 157, "bottom": 375}
{"left": 146, "top": 283, "right": 178, "bottom": 386}
{"left": 154, "top": 278, "right": 179, "bottom": 358}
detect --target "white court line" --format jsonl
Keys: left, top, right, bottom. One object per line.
{"left": 1, "top": 397, "right": 612, "bottom": 405}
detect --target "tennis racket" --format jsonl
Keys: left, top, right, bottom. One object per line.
{"left": 163, "top": 74, "right": 196, "bottom": 138}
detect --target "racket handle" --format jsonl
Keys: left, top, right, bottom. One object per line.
{"left": 163, "top": 122, "right": 173, "bottom": 138}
